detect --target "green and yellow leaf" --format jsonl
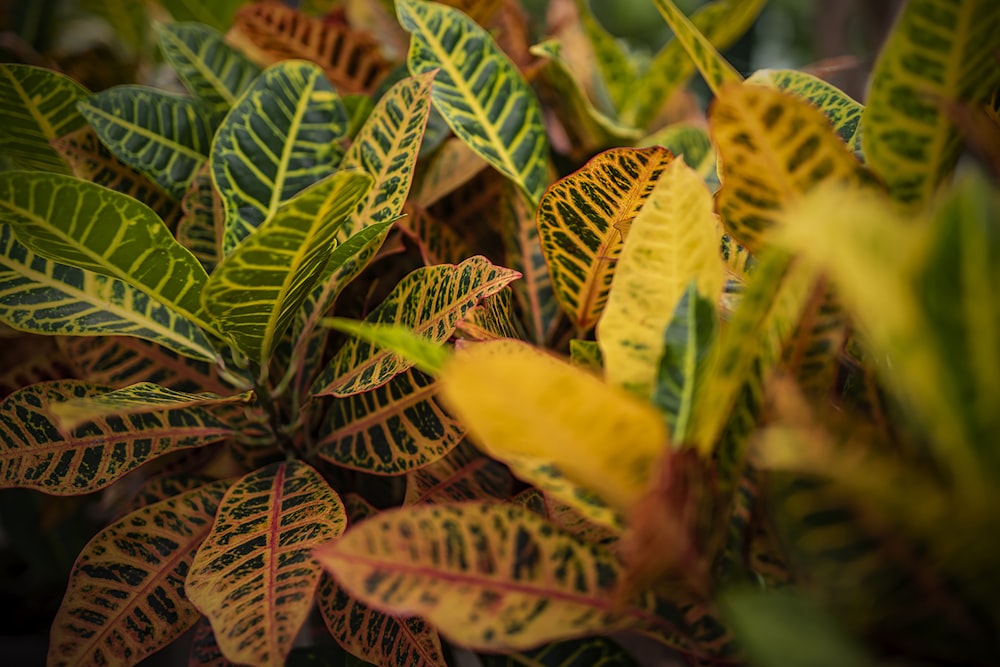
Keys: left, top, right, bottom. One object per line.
{"left": 397, "top": 0, "right": 551, "bottom": 205}
{"left": 154, "top": 0, "right": 249, "bottom": 31}
{"left": 212, "top": 60, "right": 349, "bottom": 253}
{"left": 573, "top": 0, "right": 637, "bottom": 116}
{"left": 322, "top": 318, "right": 452, "bottom": 376}
{"left": 597, "top": 158, "right": 723, "bottom": 399}
{"left": 0, "top": 380, "right": 233, "bottom": 495}
{"left": 0, "top": 64, "right": 89, "bottom": 174}
{"left": 637, "top": 122, "right": 717, "bottom": 190}
{"left": 48, "top": 482, "right": 229, "bottom": 667}
{"left": 537, "top": 146, "right": 674, "bottom": 331}
{"left": 313, "top": 256, "right": 519, "bottom": 397}
{"left": 414, "top": 137, "right": 489, "bottom": 208}
{"left": 78, "top": 86, "right": 213, "bottom": 199}
{"left": 648, "top": 0, "right": 743, "bottom": 94}
{"left": 176, "top": 164, "right": 223, "bottom": 272}
{"left": 397, "top": 203, "right": 471, "bottom": 266}
{"left": 455, "top": 288, "right": 518, "bottom": 341}
{"left": 863, "top": 0, "right": 1000, "bottom": 209}
{"left": 201, "top": 170, "right": 371, "bottom": 366}
{"left": 439, "top": 339, "right": 667, "bottom": 512}
{"left": 404, "top": 439, "right": 514, "bottom": 504}
{"left": 187, "top": 461, "right": 347, "bottom": 667}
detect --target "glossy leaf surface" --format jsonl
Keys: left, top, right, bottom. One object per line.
{"left": 648, "top": 0, "right": 742, "bottom": 94}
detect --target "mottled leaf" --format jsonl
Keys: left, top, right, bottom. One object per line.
{"left": 648, "top": 0, "right": 742, "bottom": 94}
{"left": 404, "top": 439, "right": 514, "bottom": 505}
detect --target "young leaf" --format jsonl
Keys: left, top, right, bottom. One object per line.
{"left": 338, "top": 71, "right": 435, "bottom": 239}
{"left": 317, "top": 368, "right": 464, "bottom": 474}
{"left": 863, "top": 0, "right": 1000, "bottom": 209}
{"left": 47, "top": 482, "right": 229, "bottom": 667}
{"left": 201, "top": 170, "right": 371, "bottom": 367}
{"left": 597, "top": 158, "right": 723, "bottom": 400}
{"left": 537, "top": 146, "right": 674, "bottom": 331}
{"left": 0, "top": 63, "right": 89, "bottom": 174}
{"left": 397, "top": 0, "right": 551, "bottom": 205}
{"left": 322, "top": 319, "right": 452, "bottom": 376}
{"left": 156, "top": 22, "right": 261, "bottom": 119}
{"left": 212, "top": 60, "right": 349, "bottom": 253}
{"left": 404, "top": 439, "right": 514, "bottom": 505}
{"left": 186, "top": 461, "right": 348, "bottom": 667}
{"left": 648, "top": 0, "right": 742, "bottom": 94}
{"left": 230, "top": 1, "right": 390, "bottom": 94}
{"left": 313, "top": 256, "right": 519, "bottom": 397}
{"left": 0, "top": 225, "right": 218, "bottom": 362}
{"left": 710, "top": 83, "right": 868, "bottom": 252}
{"left": 0, "top": 380, "right": 233, "bottom": 495}
{"left": 439, "top": 339, "right": 668, "bottom": 512}
{"left": 0, "top": 171, "right": 216, "bottom": 334}
{"left": 314, "top": 501, "right": 633, "bottom": 650}
{"left": 78, "top": 86, "right": 213, "bottom": 199}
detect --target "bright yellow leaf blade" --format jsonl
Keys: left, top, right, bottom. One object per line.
{"left": 597, "top": 158, "right": 724, "bottom": 399}
{"left": 438, "top": 339, "right": 668, "bottom": 512}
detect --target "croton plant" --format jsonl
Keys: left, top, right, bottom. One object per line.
{"left": 1, "top": 0, "right": 998, "bottom": 665}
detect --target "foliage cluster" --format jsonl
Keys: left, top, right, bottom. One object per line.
{"left": 1, "top": 0, "right": 999, "bottom": 666}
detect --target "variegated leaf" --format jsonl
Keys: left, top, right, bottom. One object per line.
{"left": 0, "top": 225, "right": 218, "bottom": 362}
{"left": 637, "top": 123, "right": 717, "bottom": 190}
{"left": 537, "top": 147, "right": 674, "bottom": 331}
{"left": 414, "top": 137, "right": 489, "bottom": 208}
{"left": 230, "top": 1, "right": 390, "bottom": 94}
{"left": 648, "top": 0, "right": 742, "bottom": 94}
{"left": 48, "top": 482, "right": 229, "bottom": 667}
{"left": 0, "top": 380, "right": 233, "bottom": 495}
{"left": 397, "top": 0, "right": 551, "bottom": 205}
{"left": 569, "top": 339, "right": 602, "bottom": 373}
{"left": 439, "top": 339, "right": 667, "bottom": 512}
{"left": 188, "top": 615, "right": 232, "bottom": 667}
{"left": 403, "top": 439, "right": 514, "bottom": 505}
{"left": 710, "top": 83, "right": 868, "bottom": 252}
{"left": 313, "top": 256, "right": 520, "bottom": 397}
{"left": 597, "top": 158, "right": 724, "bottom": 399}
{"left": 212, "top": 60, "right": 349, "bottom": 253}
{"left": 455, "top": 288, "right": 518, "bottom": 341}
{"left": 573, "top": 0, "right": 637, "bottom": 116}
{"left": 177, "top": 164, "right": 223, "bottom": 272}
{"left": 155, "top": 0, "right": 249, "bottom": 31}
{"left": 186, "top": 461, "right": 348, "bottom": 667}
{"left": 397, "top": 203, "right": 471, "bottom": 266}
{"left": 0, "top": 63, "right": 89, "bottom": 174}
{"left": 513, "top": 488, "right": 620, "bottom": 549}
{"left": 50, "top": 126, "right": 182, "bottom": 231}
{"left": 157, "top": 22, "right": 261, "bottom": 120}
{"left": 119, "top": 473, "right": 217, "bottom": 517}
{"left": 863, "top": 0, "right": 1000, "bottom": 209}
{"left": 0, "top": 171, "right": 216, "bottom": 334}
{"left": 317, "top": 368, "right": 464, "bottom": 474}
{"left": 202, "top": 170, "right": 371, "bottom": 366}
{"left": 338, "top": 71, "right": 435, "bottom": 239}
{"left": 322, "top": 318, "right": 452, "bottom": 376}
{"left": 0, "top": 335, "right": 71, "bottom": 398}
{"left": 78, "top": 86, "right": 213, "bottom": 200}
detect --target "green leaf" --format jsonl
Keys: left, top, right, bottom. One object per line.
{"left": 637, "top": 122, "right": 718, "bottom": 190}
{"left": 187, "top": 461, "right": 348, "bottom": 667}
{"left": 0, "top": 380, "right": 234, "bottom": 494}
{"left": 573, "top": 0, "right": 637, "bottom": 116}
{"left": 597, "top": 158, "right": 723, "bottom": 399}
{"left": 0, "top": 224, "right": 218, "bottom": 361}
{"left": 0, "top": 64, "right": 89, "bottom": 174}
{"left": 569, "top": 339, "right": 603, "bottom": 373}
{"left": 317, "top": 368, "right": 464, "bottom": 475}
{"left": 79, "top": 0, "right": 149, "bottom": 57}
{"left": 201, "top": 170, "right": 371, "bottom": 367}
{"left": 648, "top": 0, "right": 742, "bottom": 95}
{"left": 456, "top": 288, "right": 519, "bottom": 341}
{"left": 78, "top": 86, "right": 213, "bottom": 200}
{"left": 155, "top": 0, "right": 250, "bottom": 32}
{"left": 212, "top": 60, "right": 349, "bottom": 254}
{"left": 313, "top": 256, "right": 520, "bottom": 397}
{"left": 156, "top": 22, "right": 261, "bottom": 119}
{"left": 653, "top": 283, "right": 718, "bottom": 442}
{"left": 48, "top": 482, "right": 229, "bottom": 667}
{"left": 322, "top": 318, "right": 452, "bottom": 376}
{"left": 177, "top": 164, "right": 223, "bottom": 272}
{"left": 339, "top": 71, "right": 435, "bottom": 239}
{"left": 863, "top": 0, "right": 1000, "bottom": 209}
{"left": 397, "top": 0, "right": 551, "bottom": 205}
{"left": 479, "top": 636, "right": 639, "bottom": 667}
{"left": 0, "top": 171, "right": 217, "bottom": 334}
{"left": 537, "top": 147, "right": 674, "bottom": 331}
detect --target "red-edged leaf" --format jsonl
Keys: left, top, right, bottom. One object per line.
{"left": 404, "top": 440, "right": 514, "bottom": 505}
{"left": 397, "top": 202, "right": 471, "bottom": 266}
{"left": 188, "top": 615, "right": 233, "bottom": 667}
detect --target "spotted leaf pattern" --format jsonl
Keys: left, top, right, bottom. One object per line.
{"left": 537, "top": 147, "right": 674, "bottom": 331}
{"left": 313, "top": 256, "right": 520, "bottom": 397}
{"left": 78, "top": 86, "right": 213, "bottom": 200}
{"left": 47, "top": 482, "right": 229, "bottom": 667}
{"left": 186, "top": 461, "right": 347, "bottom": 667}
{"left": 0, "top": 63, "right": 89, "bottom": 174}
{"left": 403, "top": 439, "right": 514, "bottom": 505}
{"left": 212, "top": 60, "right": 349, "bottom": 254}
{"left": 0, "top": 380, "right": 233, "bottom": 495}
{"left": 397, "top": 0, "right": 551, "bottom": 205}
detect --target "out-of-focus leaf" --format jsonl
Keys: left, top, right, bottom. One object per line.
{"left": 404, "top": 439, "right": 514, "bottom": 505}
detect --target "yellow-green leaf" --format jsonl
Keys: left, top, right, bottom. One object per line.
{"left": 537, "top": 146, "right": 674, "bottom": 331}
{"left": 397, "top": 203, "right": 471, "bottom": 266}
{"left": 187, "top": 461, "right": 347, "bottom": 667}
{"left": 414, "top": 137, "right": 489, "bottom": 207}
{"left": 648, "top": 0, "right": 742, "bottom": 95}
{"left": 176, "top": 163, "right": 223, "bottom": 272}
{"left": 48, "top": 481, "right": 229, "bottom": 667}
{"left": 597, "top": 158, "right": 723, "bottom": 399}
{"left": 637, "top": 122, "right": 718, "bottom": 190}
{"left": 155, "top": 0, "right": 250, "bottom": 31}
{"left": 397, "top": 0, "right": 551, "bottom": 205}
{"left": 573, "top": 0, "right": 637, "bottom": 116}
{"left": 201, "top": 170, "right": 371, "bottom": 367}
{"left": 0, "top": 380, "right": 234, "bottom": 495}
{"left": 0, "top": 64, "right": 89, "bottom": 174}
{"left": 439, "top": 339, "right": 667, "bottom": 512}
{"left": 710, "top": 83, "right": 868, "bottom": 252}
{"left": 212, "top": 60, "right": 349, "bottom": 253}
{"left": 863, "top": 0, "right": 1000, "bottom": 209}
{"left": 322, "top": 318, "right": 452, "bottom": 376}
{"left": 313, "top": 256, "right": 519, "bottom": 397}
